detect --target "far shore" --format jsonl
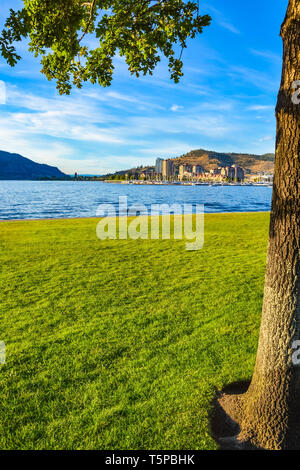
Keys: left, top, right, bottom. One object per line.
{"left": 0, "top": 179, "right": 273, "bottom": 187}
{"left": 103, "top": 180, "right": 273, "bottom": 187}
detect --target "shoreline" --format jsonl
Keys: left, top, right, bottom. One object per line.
{"left": 103, "top": 181, "right": 273, "bottom": 187}
{"left": 0, "top": 180, "right": 273, "bottom": 187}
{"left": 0, "top": 211, "right": 271, "bottom": 223}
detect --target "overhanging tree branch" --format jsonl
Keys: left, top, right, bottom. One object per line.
{"left": 79, "top": 0, "right": 97, "bottom": 43}
{"left": 0, "top": 1, "right": 211, "bottom": 94}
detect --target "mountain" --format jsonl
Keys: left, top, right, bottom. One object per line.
{"left": 173, "top": 149, "right": 275, "bottom": 174}
{"left": 0, "top": 151, "right": 68, "bottom": 180}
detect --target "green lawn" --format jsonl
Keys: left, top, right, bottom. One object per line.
{"left": 0, "top": 212, "right": 269, "bottom": 450}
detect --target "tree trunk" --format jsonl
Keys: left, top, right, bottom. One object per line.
{"left": 219, "top": 0, "right": 300, "bottom": 450}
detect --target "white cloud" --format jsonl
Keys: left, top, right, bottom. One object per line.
{"left": 170, "top": 104, "right": 183, "bottom": 112}
{"left": 0, "top": 80, "right": 6, "bottom": 104}
{"left": 258, "top": 135, "right": 274, "bottom": 142}
{"left": 219, "top": 21, "right": 240, "bottom": 35}
{"left": 138, "top": 142, "right": 192, "bottom": 157}
{"left": 2, "top": 86, "right": 127, "bottom": 146}
{"left": 199, "top": 4, "right": 240, "bottom": 34}
{"left": 250, "top": 49, "right": 282, "bottom": 64}
{"left": 106, "top": 91, "right": 138, "bottom": 103}
{"left": 247, "top": 105, "right": 274, "bottom": 111}
{"left": 229, "top": 66, "right": 278, "bottom": 92}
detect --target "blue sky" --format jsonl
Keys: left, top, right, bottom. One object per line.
{"left": 0, "top": 0, "right": 287, "bottom": 174}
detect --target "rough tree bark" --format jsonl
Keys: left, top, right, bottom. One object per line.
{"left": 219, "top": 0, "right": 300, "bottom": 450}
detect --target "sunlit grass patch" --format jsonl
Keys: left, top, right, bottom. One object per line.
{"left": 0, "top": 212, "right": 269, "bottom": 449}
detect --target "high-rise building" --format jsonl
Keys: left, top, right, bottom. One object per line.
{"left": 179, "top": 164, "right": 185, "bottom": 177}
{"left": 232, "top": 165, "right": 245, "bottom": 181}
{"left": 221, "top": 165, "right": 244, "bottom": 181}
{"left": 155, "top": 158, "right": 164, "bottom": 174}
{"left": 179, "top": 164, "right": 193, "bottom": 175}
{"left": 162, "top": 159, "right": 174, "bottom": 179}
{"left": 178, "top": 164, "right": 194, "bottom": 181}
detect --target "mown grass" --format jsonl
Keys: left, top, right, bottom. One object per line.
{"left": 0, "top": 212, "right": 269, "bottom": 450}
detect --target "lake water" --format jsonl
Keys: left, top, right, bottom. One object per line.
{"left": 0, "top": 181, "right": 273, "bottom": 220}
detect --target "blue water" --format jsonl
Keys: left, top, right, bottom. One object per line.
{"left": 0, "top": 181, "right": 273, "bottom": 220}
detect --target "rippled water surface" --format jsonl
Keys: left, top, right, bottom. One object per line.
{"left": 0, "top": 181, "right": 272, "bottom": 220}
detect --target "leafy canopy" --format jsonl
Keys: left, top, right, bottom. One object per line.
{"left": 0, "top": 0, "right": 211, "bottom": 94}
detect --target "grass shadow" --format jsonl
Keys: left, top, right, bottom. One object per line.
{"left": 209, "top": 380, "right": 261, "bottom": 450}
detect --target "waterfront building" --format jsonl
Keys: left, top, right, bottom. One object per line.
{"left": 162, "top": 159, "right": 174, "bottom": 179}
{"left": 178, "top": 164, "right": 194, "bottom": 181}
{"left": 192, "top": 165, "right": 202, "bottom": 175}
{"left": 232, "top": 165, "right": 245, "bottom": 181}
{"left": 220, "top": 165, "right": 244, "bottom": 181}
{"left": 155, "top": 158, "right": 164, "bottom": 174}
{"left": 210, "top": 168, "right": 221, "bottom": 175}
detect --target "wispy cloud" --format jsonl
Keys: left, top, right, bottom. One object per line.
{"left": 200, "top": 4, "right": 240, "bottom": 34}
{"left": 250, "top": 49, "right": 282, "bottom": 64}
{"left": 258, "top": 135, "right": 274, "bottom": 142}
{"left": 228, "top": 66, "right": 278, "bottom": 92}
{"left": 0, "top": 81, "right": 248, "bottom": 172}
{"left": 247, "top": 105, "right": 274, "bottom": 111}
{"left": 219, "top": 21, "right": 240, "bottom": 35}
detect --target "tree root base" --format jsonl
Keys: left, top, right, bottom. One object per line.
{"left": 210, "top": 381, "right": 261, "bottom": 450}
